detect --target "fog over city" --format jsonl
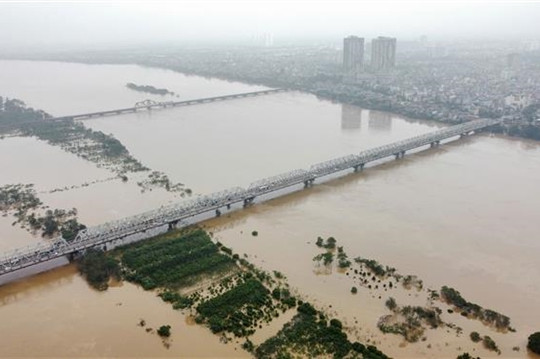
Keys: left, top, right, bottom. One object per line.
{"left": 1, "top": 0, "right": 539, "bottom": 48}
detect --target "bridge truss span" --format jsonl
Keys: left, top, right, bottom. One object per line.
{"left": 0, "top": 118, "right": 502, "bottom": 279}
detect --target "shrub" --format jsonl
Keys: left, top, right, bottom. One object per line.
{"left": 77, "top": 248, "right": 120, "bottom": 291}
{"left": 351, "top": 286, "right": 357, "bottom": 294}
{"left": 385, "top": 297, "right": 397, "bottom": 311}
{"left": 157, "top": 325, "right": 171, "bottom": 337}
{"left": 482, "top": 335, "right": 500, "bottom": 354}
{"left": 329, "top": 318, "right": 343, "bottom": 330}
{"left": 528, "top": 332, "right": 540, "bottom": 354}
{"left": 457, "top": 354, "right": 480, "bottom": 359}
{"left": 325, "top": 237, "right": 337, "bottom": 249}
{"left": 470, "top": 331, "right": 481, "bottom": 343}
{"left": 251, "top": 230, "right": 258, "bottom": 236}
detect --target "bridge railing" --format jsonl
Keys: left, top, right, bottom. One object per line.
{"left": 248, "top": 169, "right": 313, "bottom": 192}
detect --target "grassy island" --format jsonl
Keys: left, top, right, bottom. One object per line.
{"left": 126, "top": 83, "right": 176, "bottom": 96}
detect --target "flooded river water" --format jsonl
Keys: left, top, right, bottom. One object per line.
{"left": 0, "top": 60, "right": 539, "bottom": 358}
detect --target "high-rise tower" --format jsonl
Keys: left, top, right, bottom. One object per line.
{"left": 371, "top": 36, "right": 396, "bottom": 71}
{"left": 343, "top": 36, "right": 365, "bottom": 74}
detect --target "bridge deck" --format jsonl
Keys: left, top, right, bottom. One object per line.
{"left": 0, "top": 118, "right": 502, "bottom": 277}
{"left": 50, "top": 88, "right": 286, "bottom": 122}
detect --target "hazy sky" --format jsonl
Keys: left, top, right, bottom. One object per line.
{"left": 1, "top": 1, "right": 539, "bottom": 48}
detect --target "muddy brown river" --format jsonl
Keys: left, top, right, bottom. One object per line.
{"left": 0, "top": 60, "right": 539, "bottom": 358}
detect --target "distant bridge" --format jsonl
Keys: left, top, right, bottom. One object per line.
{"left": 49, "top": 88, "right": 286, "bottom": 122}
{"left": 0, "top": 118, "right": 502, "bottom": 284}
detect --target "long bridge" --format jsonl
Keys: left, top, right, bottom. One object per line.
{"left": 50, "top": 88, "right": 286, "bottom": 121}
{"left": 0, "top": 118, "right": 502, "bottom": 284}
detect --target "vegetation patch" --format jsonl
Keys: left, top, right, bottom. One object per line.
{"left": 157, "top": 325, "right": 172, "bottom": 337}
{"left": 440, "top": 286, "right": 512, "bottom": 331}
{"left": 336, "top": 246, "right": 351, "bottom": 269}
{"left": 315, "top": 236, "right": 336, "bottom": 249}
{"left": 126, "top": 83, "right": 176, "bottom": 96}
{"left": 136, "top": 171, "right": 190, "bottom": 195}
{"left": 1, "top": 97, "right": 189, "bottom": 194}
{"left": 77, "top": 248, "right": 121, "bottom": 291}
{"left": 481, "top": 335, "right": 501, "bottom": 354}
{"left": 77, "top": 229, "right": 385, "bottom": 357}
{"left": 378, "top": 297, "right": 443, "bottom": 342}
{"left": 0, "top": 98, "right": 147, "bottom": 174}
{"left": 528, "top": 332, "right": 540, "bottom": 354}
{"left": 255, "top": 302, "right": 389, "bottom": 359}
{"left": 313, "top": 237, "right": 353, "bottom": 271}
{"left": 196, "top": 276, "right": 275, "bottom": 337}
{"left": 313, "top": 251, "right": 334, "bottom": 266}
{"left": 121, "top": 229, "right": 236, "bottom": 290}
{"left": 456, "top": 353, "right": 481, "bottom": 359}
{"left": 0, "top": 183, "right": 85, "bottom": 239}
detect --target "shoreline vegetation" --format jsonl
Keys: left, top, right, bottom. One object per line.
{"left": 0, "top": 97, "right": 147, "bottom": 174}
{"left": 126, "top": 82, "right": 177, "bottom": 96}
{"left": 311, "top": 237, "right": 518, "bottom": 355}
{"left": 77, "top": 228, "right": 389, "bottom": 358}
{"left": 0, "top": 184, "right": 85, "bottom": 240}
{"left": 0, "top": 97, "right": 192, "bottom": 196}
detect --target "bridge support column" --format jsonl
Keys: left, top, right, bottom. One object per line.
{"left": 353, "top": 163, "right": 365, "bottom": 172}
{"left": 226, "top": 203, "right": 231, "bottom": 210}
{"left": 244, "top": 197, "right": 255, "bottom": 208}
{"left": 216, "top": 209, "right": 221, "bottom": 217}
{"left": 304, "top": 179, "right": 315, "bottom": 188}
{"left": 168, "top": 220, "right": 179, "bottom": 231}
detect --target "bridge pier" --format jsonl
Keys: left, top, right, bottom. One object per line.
{"left": 353, "top": 163, "right": 365, "bottom": 172}
{"left": 430, "top": 140, "right": 441, "bottom": 148}
{"left": 215, "top": 209, "right": 221, "bottom": 217}
{"left": 226, "top": 203, "right": 231, "bottom": 210}
{"left": 304, "top": 179, "right": 315, "bottom": 188}
{"left": 168, "top": 220, "right": 179, "bottom": 231}
{"left": 244, "top": 197, "right": 255, "bottom": 207}
{"left": 395, "top": 151, "right": 406, "bottom": 159}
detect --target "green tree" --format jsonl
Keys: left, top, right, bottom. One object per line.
{"left": 61, "top": 218, "right": 86, "bottom": 241}
{"left": 385, "top": 297, "right": 397, "bottom": 311}
{"left": 77, "top": 249, "right": 120, "bottom": 291}
{"left": 157, "top": 325, "right": 171, "bottom": 337}
{"left": 482, "top": 335, "right": 500, "bottom": 354}
{"left": 456, "top": 353, "right": 480, "bottom": 359}
{"left": 528, "top": 332, "right": 540, "bottom": 354}
{"left": 325, "top": 237, "right": 337, "bottom": 249}
{"left": 470, "top": 331, "right": 481, "bottom": 343}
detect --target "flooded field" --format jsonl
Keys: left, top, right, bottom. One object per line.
{"left": 0, "top": 60, "right": 539, "bottom": 358}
